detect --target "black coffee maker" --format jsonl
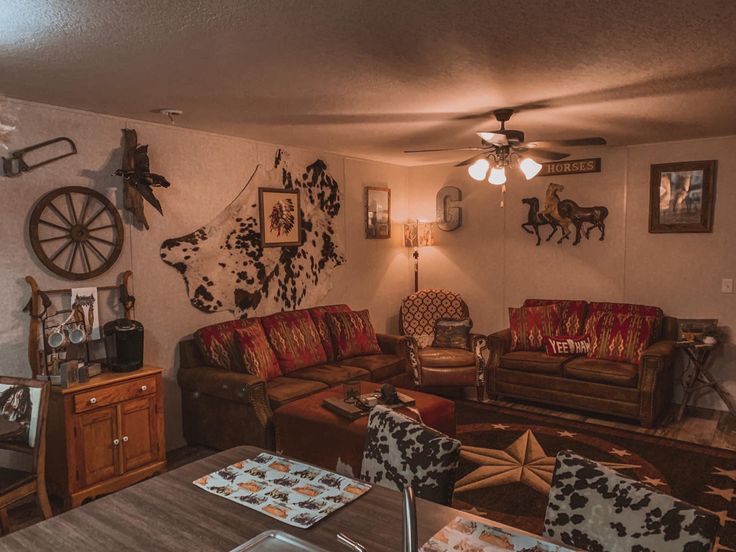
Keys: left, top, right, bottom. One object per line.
{"left": 103, "top": 319, "right": 144, "bottom": 372}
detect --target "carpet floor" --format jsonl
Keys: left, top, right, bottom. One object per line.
{"left": 452, "top": 400, "right": 736, "bottom": 550}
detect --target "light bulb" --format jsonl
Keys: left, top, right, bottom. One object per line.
{"left": 520, "top": 157, "right": 543, "bottom": 180}
{"left": 488, "top": 166, "right": 507, "bottom": 185}
{"left": 467, "top": 158, "right": 490, "bottom": 181}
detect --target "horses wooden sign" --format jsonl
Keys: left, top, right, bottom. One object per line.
{"left": 522, "top": 183, "right": 608, "bottom": 246}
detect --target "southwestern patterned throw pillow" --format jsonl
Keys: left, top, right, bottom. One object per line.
{"left": 234, "top": 321, "right": 282, "bottom": 380}
{"left": 308, "top": 304, "right": 352, "bottom": 362}
{"left": 545, "top": 335, "right": 591, "bottom": 356}
{"left": 585, "top": 311, "right": 658, "bottom": 364}
{"left": 194, "top": 320, "right": 246, "bottom": 371}
{"left": 433, "top": 319, "right": 472, "bottom": 350}
{"left": 261, "top": 310, "right": 327, "bottom": 374}
{"left": 509, "top": 304, "right": 561, "bottom": 352}
{"left": 524, "top": 299, "right": 588, "bottom": 335}
{"left": 326, "top": 309, "right": 381, "bottom": 360}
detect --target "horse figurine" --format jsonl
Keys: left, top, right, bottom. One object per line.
{"left": 544, "top": 183, "right": 608, "bottom": 245}
{"left": 521, "top": 197, "right": 562, "bottom": 246}
{"left": 541, "top": 183, "right": 573, "bottom": 243}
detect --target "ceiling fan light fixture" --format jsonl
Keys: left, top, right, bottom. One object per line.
{"left": 520, "top": 157, "right": 543, "bottom": 180}
{"left": 468, "top": 158, "right": 490, "bottom": 181}
{"left": 488, "top": 166, "right": 507, "bottom": 186}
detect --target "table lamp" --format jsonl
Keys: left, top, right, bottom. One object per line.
{"left": 403, "top": 221, "right": 434, "bottom": 293}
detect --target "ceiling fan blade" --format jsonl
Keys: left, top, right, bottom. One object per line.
{"left": 455, "top": 153, "right": 488, "bottom": 167}
{"left": 524, "top": 137, "right": 607, "bottom": 148}
{"left": 404, "top": 147, "right": 488, "bottom": 153}
{"left": 477, "top": 132, "right": 508, "bottom": 146}
{"left": 517, "top": 147, "right": 570, "bottom": 161}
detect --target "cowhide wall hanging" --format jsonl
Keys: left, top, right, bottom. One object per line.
{"left": 160, "top": 149, "right": 345, "bottom": 318}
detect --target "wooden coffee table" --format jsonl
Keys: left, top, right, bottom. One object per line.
{"left": 272, "top": 382, "right": 455, "bottom": 477}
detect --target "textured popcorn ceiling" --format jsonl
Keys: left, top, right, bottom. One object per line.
{"left": 2, "top": 0, "right": 736, "bottom": 165}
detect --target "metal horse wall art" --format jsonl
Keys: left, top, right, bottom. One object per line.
{"left": 522, "top": 182, "right": 608, "bottom": 246}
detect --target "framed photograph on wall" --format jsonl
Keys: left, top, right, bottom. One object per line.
{"left": 649, "top": 160, "right": 716, "bottom": 233}
{"left": 258, "top": 187, "right": 302, "bottom": 247}
{"left": 365, "top": 186, "right": 391, "bottom": 239}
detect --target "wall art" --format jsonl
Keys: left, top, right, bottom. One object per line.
{"left": 649, "top": 160, "right": 716, "bottom": 233}
{"left": 70, "top": 287, "right": 101, "bottom": 340}
{"left": 2, "top": 137, "right": 77, "bottom": 177}
{"left": 436, "top": 186, "right": 462, "bottom": 231}
{"left": 522, "top": 183, "right": 608, "bottom": 246}
{"left": 160, "top": 149, "right": 345, "bottom": 317}
{"left": 259, "top": 187, "right": 302, "bottom": 247}
{"left": 364, "top": 186, "right": 391, "bottom": 239}
{"left": 538, "top": 158, "right": 601, "bottom": 177}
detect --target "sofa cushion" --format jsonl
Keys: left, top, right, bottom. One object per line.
{"left": 585, "top": 311, "right": 658, "bottom": 364}
{"left": 233, "top": 321, "right": 281, "bottom": 381}
{"left": 418, "top": 348, "right": 476, "bottom": 367}
{"left": 524, "top": 299, "right": 588, "bottom": 335}
{"left": 500, "top": 351, "right": 571, "bottom": 376}
{"left": 289, "top": 364, "right": 371, "bottom": 386}
{"left": 261, "top": 310, "right": 327, "bottom": 373}
{"left": 509, "top": 304, "right": 561, "bottom": 352}
{"left": 194, "top": 320, "right": 247, "bottom": 371}
{"left": 340, "top": 354, "right": 406, "bottom": 382}
{"left": 266, "top": 377, "right": 328, "bottom": 409}
{"left": 326, "top": 310, "right": 381, "bottom": 360}
{"left": 308, "top": 304, "right": 352, "bottom": 362}
{"left": 564, "top": 357, "right": 639, "bottom": 387}
{"left": 432, "top": 318, "right": 472, "bottom": 350}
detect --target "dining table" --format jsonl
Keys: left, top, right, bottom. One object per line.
{"left": 0, "top": 445, "right": 563, "bottom": 551}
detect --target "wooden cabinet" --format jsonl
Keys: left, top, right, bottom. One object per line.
{"left": 46, "top": 366, "right": 166, "bottom": 509}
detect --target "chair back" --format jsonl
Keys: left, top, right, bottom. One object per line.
{"left": 400, "top": 289, "right": 469, "bottom": 348}
{"left": 544, "top": 450, "right": 719, "bottom": 552}
{"left": 0, "top": 377, "right": 50, "bottom": 476}
{"left": 361, "top": 405, "right": 461, "bottom": 506}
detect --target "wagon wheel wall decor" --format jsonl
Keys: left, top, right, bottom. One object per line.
{"left": 29, "top": 186, "right": 124, "bottom": 280}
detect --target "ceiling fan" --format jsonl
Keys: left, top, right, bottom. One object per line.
{"left": 405, "top": 108, "right": 606, "bottom": 184}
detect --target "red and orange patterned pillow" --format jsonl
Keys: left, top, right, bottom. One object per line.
{"left": 326, "top": 309, "right": 381, "bottom": 360}
{"left": 194, "top": 320, "right": 247, "bottom": 371}
{"left": 308, "top": 304, "right": 352, "bottom": 362}
{"left": 585, "top": 311, "right": 658, "bottom": 364}
{"left": 261, "top": 310, "right": 327, "bottom": 374}
{"left": 524, "top": 299, "right": 588, "bottom": 336}
{"left": 234, "top": 321, "right": 281, "bottom": 380}
{"left": 509, "top": 304, "right": 561, "bottom": 352}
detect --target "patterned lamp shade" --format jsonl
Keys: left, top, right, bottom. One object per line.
{"left": 403, "top": 221, "right": 434, "bottom": 248}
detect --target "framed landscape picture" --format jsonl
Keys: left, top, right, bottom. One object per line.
{"left": 259, "top": 188, "right": 302, "bottom": 247}
{"left": 365, "top": 186, "right": 391, "bottom": 239}
{"left": 649, "top": 160, "right": 716, "bottom": 233}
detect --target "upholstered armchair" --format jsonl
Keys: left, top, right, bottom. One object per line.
{"left": 399, "top": 289, "right": 488, "bottom": 399}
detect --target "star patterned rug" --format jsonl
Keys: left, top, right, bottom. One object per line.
{"left": 453, "top": 401, "right": 736, "bottom": 552}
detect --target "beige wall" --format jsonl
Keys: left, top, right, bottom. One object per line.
{"left": 0, "top": 99, "right": 411, "bottom": 449}
{"left": 408, "top": 137, "right": 736, "bottom": 410}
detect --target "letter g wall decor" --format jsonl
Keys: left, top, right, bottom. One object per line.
{"left": 436, "top": 186, "right": 462, "bottom": 231}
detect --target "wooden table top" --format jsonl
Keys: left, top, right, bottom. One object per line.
{"left": 0, "top": 445, "right": 557, "bottom": 551}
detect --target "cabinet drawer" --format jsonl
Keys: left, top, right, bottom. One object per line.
{"left": 74, "top": 376, "right": 157, "bottom": 413}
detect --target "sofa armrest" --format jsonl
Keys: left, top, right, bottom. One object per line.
{"left": 376, "top": 333, "right": 420, "bottom": 386}
{"left": 376, "top": 333, "right": 408, "bottom": 356}
{"left": 638, "top": 340, "right": 677, "bottom": 427}
{"left": 178, "top": 366, "right": 269, "bottom": 410}
{"left": 488, "top": 328, "right": 512, "bottom": 357}
{"left": 641, "top": 340, "right": 677, "bottom": 371}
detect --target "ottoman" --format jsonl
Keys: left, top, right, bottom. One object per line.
{"left": 272, "top": 382, "right": 455, "bottom": 477}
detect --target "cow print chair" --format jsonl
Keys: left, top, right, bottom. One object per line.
{"left": 361, "top": 405, "right": 461, "bottom": 506}
{"left": 544, "top": 450, "right": 719, "bottom": 552}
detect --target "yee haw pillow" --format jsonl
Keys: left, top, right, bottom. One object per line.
{"left": 326, "top": 309, "right": 381, "bottom": 360}
{"left": 545, "top": 335, "right": 591, "bottom": 356}
{"left": 509, "top": 304, "right": 561, "bottom": 352}
{"left": 234, "top": 321, "right": 282, "bottom": 381}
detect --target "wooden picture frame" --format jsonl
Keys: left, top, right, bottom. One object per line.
{"left": 649, "top": 160, "right": 716, "bottom": 233}
{"left": 365, "top": 186, "right": 391, "bottom": 239}
{"left": 258, "top": 188, "right": 302, "bottom": 247}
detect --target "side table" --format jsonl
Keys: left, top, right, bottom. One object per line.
{"left": 676, "top": 341, "right": 736, "bottom": 421}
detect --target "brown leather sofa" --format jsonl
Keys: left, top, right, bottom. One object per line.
{"left": 488, "top": 300, "right": 677, "bottom": 427}
{"left": 178, "top": 305, "right": 412, "bottom": 450}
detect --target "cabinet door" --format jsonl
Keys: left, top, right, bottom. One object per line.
{"left": 120, "top": 396, "right": 159, "bottom": 472}
{"left": 74, "top": 405, "right": 120, "bottom": 487}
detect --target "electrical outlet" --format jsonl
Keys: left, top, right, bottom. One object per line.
{"left": 721, "top": 278, "right": 734, "bottom": 293}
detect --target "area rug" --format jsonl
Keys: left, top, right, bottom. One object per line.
{"left": 453, "top": 401, "right": 736, "bottom": 550}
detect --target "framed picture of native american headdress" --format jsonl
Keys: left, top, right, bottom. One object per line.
{"left": 258, "top": 188, "right": 302, "bottom": 247}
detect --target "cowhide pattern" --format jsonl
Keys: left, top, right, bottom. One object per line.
{"left": 160, "top": 149, "right": 345, "bottom": 317}
{"left": 361, "top": 405, "right": 461, "bottom": 506}
{"left": 544, "top": 450, "right": 719, "bottom": 552}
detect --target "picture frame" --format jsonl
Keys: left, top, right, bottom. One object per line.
{"left": 649, "top": 160, "right": 717, "bottom": 233}
{"left": 365, "top": 186, "right": 391, "bottom": 239}
{"left": 258, "top": 187, "right": 302, "bottom": 247}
